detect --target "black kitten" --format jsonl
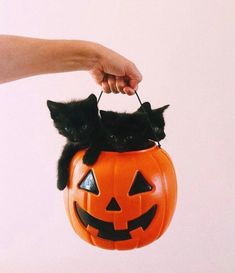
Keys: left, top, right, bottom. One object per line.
{"left": 137, "top": 102, "right": 169, "bottom": 141}
{"left": 47, "top": 94, "right": 102, "bottom": 190}
{"left": 100, "top": 110, "right": 152, "bottom": 152}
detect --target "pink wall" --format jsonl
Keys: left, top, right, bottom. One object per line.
{"left": 0, "top": 0, "right": 234, "bottom": 272}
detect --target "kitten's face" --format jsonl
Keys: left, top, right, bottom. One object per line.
{"left": 137, "top": 103, "right": 169, "bottom": 141}
{"left": 47, "top": 94, "right": 98, "bottom": 144}
{"left": 148, "top": 109, "right": 167, "bottom": 140}
{"left": 100, "top": 111, "right": 149, "bottom": 152}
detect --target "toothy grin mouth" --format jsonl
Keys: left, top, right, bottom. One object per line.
{"left": 74, "top": 202, "right": 157, "bottom": 241}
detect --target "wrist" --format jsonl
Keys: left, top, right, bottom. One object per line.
{"left": 71, "top": 40, "right": 104, "bottom": 71}
{"left": 47, "top": 39, "right": 102, "bottom": 72}
{"left": 84, "top": 41, "right": 106, "bottom": 70}
{"left": 77, "top": 40, "right": 101, "bottom": 70}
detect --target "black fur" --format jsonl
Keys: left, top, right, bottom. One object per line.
{"left": 137, "top": 102, "right": 169, "bottom": 141}
{"left": 100, "top": 110, "right": 153, "bottom": 152}
{"left": 47, "top": 94, "right": 103, "bottom": 190}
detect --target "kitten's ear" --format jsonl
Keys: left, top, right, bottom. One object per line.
{"left": 157, "top": 104, "right": 170, "bottom": 113}
{"left": 143, "top": 102, "right": 152, "bottom": 110}
{"left": 137, "top": 102, "right": 151, "bottom": 112}
{"left": 47, "top": 100, "right": 65, "bottom": 120}
{"left": 87, "top": 94, "right": 97, "bottom": 105}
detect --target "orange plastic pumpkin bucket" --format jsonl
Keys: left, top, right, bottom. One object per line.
{"left": 64, "top": 142, "right": 177, "bottom": 250}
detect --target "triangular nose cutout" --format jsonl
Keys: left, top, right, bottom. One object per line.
{"left": 106, "top": 198, "right": 121, "bottom": 211}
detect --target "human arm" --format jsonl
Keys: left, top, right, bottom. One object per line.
{"left": 0, "top": 35, "right": 142, "bottom": 95}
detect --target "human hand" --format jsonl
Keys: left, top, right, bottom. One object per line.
{"left": 89, "top": 44, "right": 142, "bottom": 95}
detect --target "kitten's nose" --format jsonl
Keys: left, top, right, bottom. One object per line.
{"left": 72, "top": 132, "right": 79, "bottom": 141}
{"left": 71, "top": 135, "right": 79, "bottom": 142}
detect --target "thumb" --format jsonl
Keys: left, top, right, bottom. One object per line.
{"left": 129, "top": 79, "right": 139, "bottom": 90}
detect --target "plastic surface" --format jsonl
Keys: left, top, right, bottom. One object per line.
{"left": 64, "top": 143, "right": 177, "bottom": 250}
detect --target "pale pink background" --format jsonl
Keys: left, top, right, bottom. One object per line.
{"left": 0, "top": 1, "right": 234, "bottom": 272}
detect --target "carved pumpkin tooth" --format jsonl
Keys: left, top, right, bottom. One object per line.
{"left": 130, "top": 227, "right": 145, "bottom": 240}
{"left": 87, "top": 225, "right": 99, "bottom": 237}
{"left": 113, "top": 218, "right": 128, "bottom": 230}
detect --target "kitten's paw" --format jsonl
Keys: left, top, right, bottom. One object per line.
{"left": 57, "top": 173, "right": 69, "bottom": 190}
{"left": 82, "top": 152, "right": 98, "bottom": 166}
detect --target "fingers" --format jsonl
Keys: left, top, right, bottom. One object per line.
{"left": 100, "top": 75, "right": 141, "bottom": 95}
{"left": 122, "top": 62, "right": 142, "bottom": 95}
{"left": 116, "top": 76, "right": 126, "bottom": 94}
{"left": 123, "top": 86, "right": 136, "bottom": 96}
{"left": 103, "top": 63, "right": 142, "bottom": 95}
{"left": 128, "top": 79, "right": 139, "bottom": 91}
{"left": 101, "top": 80, "right": 111, "bottom": 93}
{"left": 107, "top": 75, "right": 118, "bottom": 93}
{"left": 121, "top": 76, "right": 138, "bottom": 95}
{"left": 101, "top": 75, "right": 126, "bottom": 94}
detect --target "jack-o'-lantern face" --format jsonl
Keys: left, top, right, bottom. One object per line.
{"left": 75, "top": 170, "right": 157, "bottom": 241}
{"left": 64, "top": 144, "right": 177, "bottom": 250}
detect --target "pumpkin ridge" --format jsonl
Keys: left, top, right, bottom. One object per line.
{"left": 150, "top": 150, "right": 167, "bottom": 239}
{"left": 134, "top": 155, "right": 141, "bottom": 248}
{"left": 156, "top": 149, "right": 177, "bottom": 233}
{"left": 112, "top": 155, "right": 118, "bottom": 249}
{"left": 84, "top": 183, "right": 95, "bottom": 245}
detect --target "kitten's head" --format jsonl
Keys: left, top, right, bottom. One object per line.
{"left": 100, "top": 110, "right": 149, "bottom": 151}
{"left": 47, "top": 94, "right": 98, "bottom": 144}
{"left": 137, "top": 102, "right": 169, "bottom": 141}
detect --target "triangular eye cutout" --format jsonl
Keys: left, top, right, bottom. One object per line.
{"left": 129, "top": 171, "right": 153, "bottom": 196}
{"left": 79, "top": 170, "right": 99, "bottom": 195}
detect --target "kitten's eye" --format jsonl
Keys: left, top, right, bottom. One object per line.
{"left": 64, "top": 127, "right": 70, "bottom": 132}
{"left": 155, "top": 127, "right": 163, "bottom": 134}
{"left": 82, "top": 124, "right": 88, "bottom": 130}
{"left": 110, "top": 135, "right": 115, "bottom": 139}
{"left": 126, "top": 136, "right": 133, "bottom": 140}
